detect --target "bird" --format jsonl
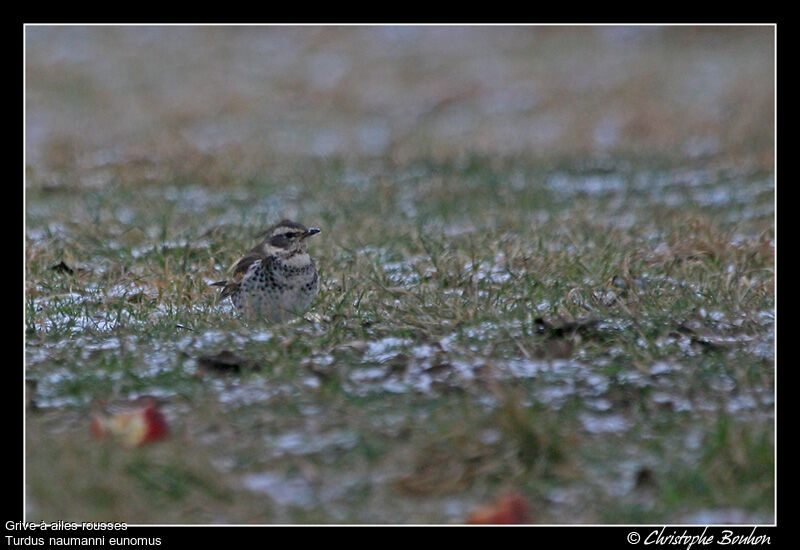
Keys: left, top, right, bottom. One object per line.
{"left": 211, "top": 219, "right": 321, "bottom": 323}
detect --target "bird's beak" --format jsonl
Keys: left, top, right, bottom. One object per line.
{"left": 302, "top": 228, "right": 321, "bottom": 239}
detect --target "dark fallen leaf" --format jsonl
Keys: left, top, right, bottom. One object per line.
{"left": 635, "top": 467, "right": 657, "bottom": 490}
{"left": 534, "top": 316, "right": 602, "bottom": 338}
{"left": 690, "top": 336, "right": 737, "bottom": 352}
{"left": 197, "top": 350, "right": 260, "bottom": 374}
{"left": 51, "top": 261, "right": 74, "bottom": 274}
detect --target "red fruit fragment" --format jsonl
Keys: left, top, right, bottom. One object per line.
{"left": 90, "top": 398, "right": 168, "bottom": 447}
{"left": 138, "top": 399, "right": 169, "bottom": 444}
{"left": 466, "top": 491, "right": 530, "bottom": 525}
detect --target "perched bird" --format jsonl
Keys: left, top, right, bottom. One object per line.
{"left": 211, "top": 219, "right": 321, "bottom": 322}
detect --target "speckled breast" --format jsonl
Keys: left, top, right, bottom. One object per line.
{"left": 232, "top": 258, "right": 318, "bottom": 323}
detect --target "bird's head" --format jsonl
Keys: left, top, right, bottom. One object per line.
{"left": 260, "top": 219, "right": 321, "bottom": 257}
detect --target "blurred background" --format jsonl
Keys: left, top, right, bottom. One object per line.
{"left": 26, "top": 26, "right": 774, "bottom": 183}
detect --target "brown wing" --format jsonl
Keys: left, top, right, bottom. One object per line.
{"left": 228, "top": 251, "right": 267, "bottom": 277}
{"left": 215, "top": 252, "right": 275, "bottom": 299}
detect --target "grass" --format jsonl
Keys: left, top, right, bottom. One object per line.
{"left": 25, "top": 26, "right": 774, "bottom": 524}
